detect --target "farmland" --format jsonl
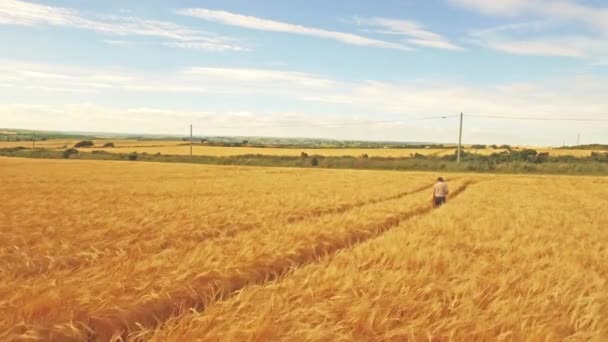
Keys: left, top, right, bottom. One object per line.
{"left": 0, "top": 139, "right": 603, "bottom": 158}
{"left": 1, "top": 157, "right": 607, "bottom": 341}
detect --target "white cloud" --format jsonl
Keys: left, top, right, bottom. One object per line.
{"left": 176, "top": 8, "right": 412, "bottom": 51}
{"left": 0, "top": 0, "right": 245, "bottom": 52}
{"left": 0, "top": 60, "right": 341, "bottom": 98}
{"left": 354, "top": 17, "right": 463, "bottom": 51}
{"left": 183, "top": 67, "right": 336, "bottom": 88}
{"left": 0, "top": 103, "right": 407, "bottom": 137}
{"left": 450, "top": 0, "right": 608, "bottom": 61}
{"left": 449, "top": 0, "right": 608, "bottom": 32}
{"left": 164, "top": 41, "right": 249, "bottom": 52}
{"left": 1, "top": 59, "right": 606, "bottom": 144}
{"left": 468, "top": 21, "right": 608, "bottom": 59}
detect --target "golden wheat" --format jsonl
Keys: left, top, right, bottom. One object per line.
{"left": 150, "top": 175, "right": 608, "bottom": 341}
{"left": 1, "top": 157, "right": 605, "bottom": 341}
{"left": 0, "top": 157, "right": 446, "bottom": 340}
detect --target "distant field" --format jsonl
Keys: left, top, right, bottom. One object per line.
{"left": 88, "top": 145, "right": 460, "bottom": 157}
{"left": 1, "top": 157, "right": 606, "bottom": 340}
{"left": 0, "top": 139, "right": 185, "bottom": 149}
{"left": 1, "top": 139, "right": 603, "bottom": 158}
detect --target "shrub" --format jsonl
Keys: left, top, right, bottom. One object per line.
{"left": 413, "top": 153, "right": 426, "bottom": 159}
{"left": 101, "top": 142, "right": 115, "bottom": 148}
{"left": 74, "top": 140, "right": 94, "bottom": 148}
{"left": 471, "top": 144, "right": 487, "bottom": 149}
{"left": 360, "top": 154, "right": 369, "bottom": 159}
{"left": 591, "top": 152, "right": 608, "bottom": 163}
{"left": 301, "top": 152, "right": 309, "bottom": 158}
{"left": 311, "top": 157, "right": 319, "bottom": 166}
{"left": 62, "top": 148, "right": 78, "bottom": 159}
{"left": 4, "top": 147, "right": 26, "bottom": 153}
{"left": 536, "top": 152, "right": 549, "bottom": 163}
{"left": 127, "top": 152, "right": 138, "bottom": 161}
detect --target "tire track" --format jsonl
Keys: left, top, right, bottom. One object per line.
{"left": 27, "top": 180, "right": 474, "bottom": 341}
{"left": 7, "top": 182, "right": 441, "bottom": 279}
{"left": 284, "top": 181, "right": 439, "bottom": 223}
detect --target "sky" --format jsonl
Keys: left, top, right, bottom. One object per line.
{"left": 1, "top": 0, "right": 607, "bottom": 145}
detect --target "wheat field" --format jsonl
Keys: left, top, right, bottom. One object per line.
{"left": 1, "top": 157, "right": 606, "bottom": 341}
{"left": 2, "top": 139, "right": 603, "bottom": 157}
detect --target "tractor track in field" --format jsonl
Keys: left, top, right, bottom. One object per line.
{"left": 27, "top": 180, "right": 475, "bottom": 342}
{"left": 6, "top": 181, "right": 444, "bottom": 279}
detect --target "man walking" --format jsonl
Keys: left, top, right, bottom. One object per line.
{"left": 433, "top": 177, "right": 449, "bottom": 208}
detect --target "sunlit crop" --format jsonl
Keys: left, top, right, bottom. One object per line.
{"left": 1, "top": 157, "right": 605, "bottom": 341}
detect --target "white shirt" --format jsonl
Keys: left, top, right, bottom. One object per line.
{"left": 434, "top": 182, "right": 449, "bottom": 197}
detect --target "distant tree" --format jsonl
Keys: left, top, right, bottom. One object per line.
{"left": 413, "top": 153, "right": 426, "bottom": 159}
{"left": 360, "top": 154, "right": 369, "bottom": 159}
{"left": 127, "top": 152, "right": 138, "bottom": 161}
{"left": 490, "top": 144, "right": 498, "bottom": 149}
{"left": 591, "top": 152, "right": 608, "bottom": 162}
{"left": 311, "top": 157, "right": 319, "bottom": 166}
{"left": 101, "top": 142, "right": 115, "bottom": 148}
{"left": 537, "top": 152, "right": 550, "bottom": 163}
{"left": 471, "top": 144, "right": 486, "bottom": 149}
{"left": 498, "top": 144, "right": 512, "bottom": 150}
{"left": 74, "top": 140, "right": 94, "bottom": 148}
{"left": 62, "top": 148, "right": 78, "bottom": 159}
{"left": 301, "top": 152, "right": 309, "bottom": 158}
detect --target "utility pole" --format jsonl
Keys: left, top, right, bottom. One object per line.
{"left": 457, "top": 112, "right": 463, "bottom": 164}
{"left": 190, "top": 124, "right": 193, "bottom": 160}
{"left": 577, "top": 133, "right": 580, "bottom": 146}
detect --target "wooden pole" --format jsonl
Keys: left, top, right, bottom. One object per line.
{"left": 457, "top": 112, "right": 463, "bottom": 164}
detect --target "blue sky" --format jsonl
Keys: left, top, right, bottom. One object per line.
{"left": 1, "top": 0, "right": 607, "bottom": 145}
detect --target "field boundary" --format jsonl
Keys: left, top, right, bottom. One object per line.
{"left": 26, "top": 180, "right": 475, "bottom": 341}
{"left": 1, "top": 148, "right": 607, "bottom": 175}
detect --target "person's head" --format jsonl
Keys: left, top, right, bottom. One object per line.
{"left": 437, "top": 177, "right": 444, "bottom": 182}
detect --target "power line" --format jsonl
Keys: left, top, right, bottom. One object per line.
{"left": 466, "top": 114, "right": 608, "bottom": 122}
{"left": 202, "top": 115, "right": 459, "bottom": 130}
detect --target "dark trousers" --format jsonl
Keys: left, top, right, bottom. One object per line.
{"left": 434, "top": 196, "right": 446, "bottom": 207}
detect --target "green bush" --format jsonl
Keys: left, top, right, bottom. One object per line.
{"left": 74, "top": 140, "right": 94, "bottom": 148}
{"left": 590, "top": 152, "right": 608, "bottom": 163}
{"left": 62, "top": 148, "right": 78, "bottom": 159}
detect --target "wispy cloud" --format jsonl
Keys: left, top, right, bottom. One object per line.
{"left": 0, "top": 60, "right": 342, "bottom": 98}
{"left": 449, "top": 0, "right": 608, "bottom": 32}
{"left": 0, "top": 0, "right": 245, "bottom": 52}
{"left": 450, "top": 0, "right": 608, "bottom": 61}
{"left": 354, "top": 17, "right": 463, "bottom": 51}
{"left": 183, "top": 67, "right": 336, "bottom": 88}
{"left": 468, "top": 20, "right": 608, "bottom": 59}
{"left": 176, "top": 8, "right": 412, "bottom": 51}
